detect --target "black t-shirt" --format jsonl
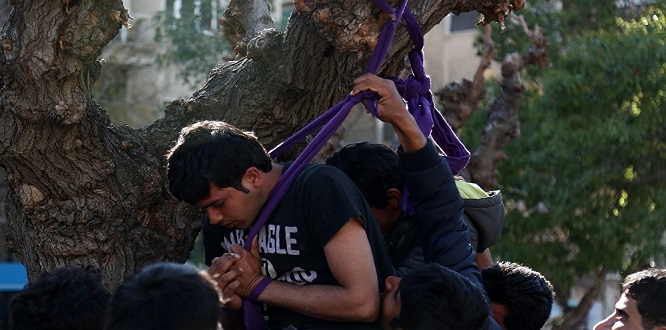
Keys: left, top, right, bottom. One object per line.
{"left": 203, "top": 164, "right": 394, "bottom": 329}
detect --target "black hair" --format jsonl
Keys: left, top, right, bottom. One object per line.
{"left": 397, "top": 263, "right": 489, "bottom": 329}
{"left": 481, "top": 261, "right": 554, "bottom": 330}
{"left": 622, "top": 268, "right": 666, "bottom": 329}
{"left": 166, "top": 121, "right": 272, "bottom": 205}
{"left": 9, "top": 264, "right": 110, "bottom": 330}
{"left": 326, "top": 141, "right": 402, "bottom": 209}
{"left": 105, "top": 262, "right": 221, "bottom": 330}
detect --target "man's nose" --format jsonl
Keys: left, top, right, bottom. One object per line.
{"left": 592, "top": 313, "right": 615, "bottom": 330}
{"left": 207, "top": 210, "right": 223, "bottom": 225}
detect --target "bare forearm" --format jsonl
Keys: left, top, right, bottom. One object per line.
{"left": 391, "top": 114, "right": 427, "bottom": 152}
{"left": 257, "top": 280, "right": 379, "bottom": 322}
{"left": 476, "top": 249, "right": 494, "bottom": 269}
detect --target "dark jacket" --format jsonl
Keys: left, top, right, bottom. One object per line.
{"left": 398, "top": 140, "right": 501, "bottom": 330}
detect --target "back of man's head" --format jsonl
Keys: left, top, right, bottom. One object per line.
{"left": 398, "top": 263, "right": 489, "bottom": 330}
{"left": 9, "top": 264, "right": 110, "bottom": 330}
{"left": 622, "top": 268, "right": 666, "bottom": 329}
{"left": 166, "top": 120, "right": 272, "bottom": 205}
{"left": 105, "top": 262, "right": 221, "bottom": 330}
{"left": 481, "top": 261, "right": 554, "bottom": 330}
{"left": 326, "top": 142, "right": 402, "bottom": 209}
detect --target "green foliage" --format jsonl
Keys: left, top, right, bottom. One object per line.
{"left": 153, "top": 0, "right": 232, "bottom": 86}
{"left": 494, "top": 1, "right": 666, "bottom": 289}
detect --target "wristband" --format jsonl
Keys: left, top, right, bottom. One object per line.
{"left": 249, "top": 276, "right": 271, "bottom": 302}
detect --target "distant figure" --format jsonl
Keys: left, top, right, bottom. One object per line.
{"left": 593, "top": 268, "right": 666, "bottom": 330}
{"left": 481, "top": 261, "right": 554, "bottom": 330}
{"left": 104, "top": 262, "right": 221, "bottom": 330}
{"left": 9, "top": 264, "right": 110, "bottom": 330}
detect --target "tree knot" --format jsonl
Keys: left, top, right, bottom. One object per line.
{"left": 54, "top": 98, "right": 86, "bottom": 125}
{"left": 246, "top": 28, "right": 279, "bottom": 60}
{"left": 16, "top": 183, "right": 45, "bottom": 209}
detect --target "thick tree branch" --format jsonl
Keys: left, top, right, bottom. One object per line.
{"left": 0, "top": 0, "right": 529, "bottom": 287}
{"left": 295, "top": 0, "right": 385, "bottom": 55}
{"left": 465, "top": 15, "right": 548, "bottom": 189}
{"left": 451, "top": 0, "right": 525, "bottom": 29}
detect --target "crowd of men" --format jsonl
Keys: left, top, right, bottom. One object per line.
{"left": 8, "top": 74, "right": 666, "bottom": 329}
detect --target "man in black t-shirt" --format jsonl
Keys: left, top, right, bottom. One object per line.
{"left": 167, "top": 120, "right": 394, "bottom": 329}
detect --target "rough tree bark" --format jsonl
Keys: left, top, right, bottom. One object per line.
{"left": 0, "top": 0, "right": 521, "bottom": 288}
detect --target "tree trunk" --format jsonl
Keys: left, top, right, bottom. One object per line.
{"left": 552, "top": 270, "right": 606, "bottom": 330}
{"left": 0, "top": 0, "right": 519, "bottom": 288}
{"left": 436, "top": 17, "right": 547, "bottom": 190}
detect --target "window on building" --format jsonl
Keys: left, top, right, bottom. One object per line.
{"left": 166, "top": 0, "right": 223, "bottom": 32}
{"left": 450, "top": 11, "right": 479, "bottom": 32}
{"left": 280, "top": 3, "right": 295, "bottom": 31}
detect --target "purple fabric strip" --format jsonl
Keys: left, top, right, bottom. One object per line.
{"left": 269, "top": 102, "right": 341, "bottom": 158}
{"left": 365, "top": 0, "right": 408, "bottom": 75}
{"left": 244, "top": 92, "right": 372, "bottom": 251}
{"left": 249, "top": 277, "right": 272, "bottom": 302}
{"left": 242, "top": 299, "right": 268, "bottom": 330}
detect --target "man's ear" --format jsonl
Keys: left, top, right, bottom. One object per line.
{"left": 243, "top": 167, "right": 262, "bottom": 188}
{"left": 386, "top": 188, "right": 402, "bottom": 209}
{"left": 385, "top": 275, "right": 402, "bottom": 293}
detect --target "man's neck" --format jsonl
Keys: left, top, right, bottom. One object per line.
{"left": 265, "top": 163, "right": 284, "bottom": 192}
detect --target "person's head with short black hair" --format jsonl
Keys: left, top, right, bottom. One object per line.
{"left": 166, "top": 120, "right": 272, "bottom": 206}
{"left": 326, "top": 141, "right": 402, "bottom": 209}
{"left": 622, "top": 268, "right": 666, "bottom": 329}
{"left": 481, "top": 261, "right": 554, "bottom": 330}
{"left": 381, "top": 263, "right": 490, "bottom": 330}
{"left": 326, "top": 142, "right": 404, "bottom": 232}
{"left": 105, "top": 262, "right": 221, "bottom": 330}
{"left": 9, "top": 264, "right": 110, "bottom": 330}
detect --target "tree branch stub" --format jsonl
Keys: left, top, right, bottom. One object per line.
{"left": 223, "top": 0, "right": 277, "bottom": 59}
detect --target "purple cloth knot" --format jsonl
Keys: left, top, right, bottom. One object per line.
{"left": 408, "top": 97, "right": 433, "bottom": 137}
{"left": 404, "top": 77, "right": 423, "bottom": 97}
{"left": 420, "top": 75, "right": 431, "bottom": 92}
{"left": 392, "top": 75, "right": 420, "bottom": 98}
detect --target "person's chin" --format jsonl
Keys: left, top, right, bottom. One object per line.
{"left": 233, "top": 221, "right": 252, "bottom": 230}
{"left": 221, "top": 220, "right": 241, "bottom": 229}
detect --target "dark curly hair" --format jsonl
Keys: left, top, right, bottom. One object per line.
{"left": 326, "top": 141, "right": 402, "bottom": 209}
{"left": 622, "top": 268, "right": 666, "bottom": 329}
{"left": 166, "top": 121, "right": 272, "bottom": 205}
{"left": 9, "top": 264, "right": 110, "bottom": 330}
{"left": 482, "top": 261, "right": 554, "bottom": 330}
